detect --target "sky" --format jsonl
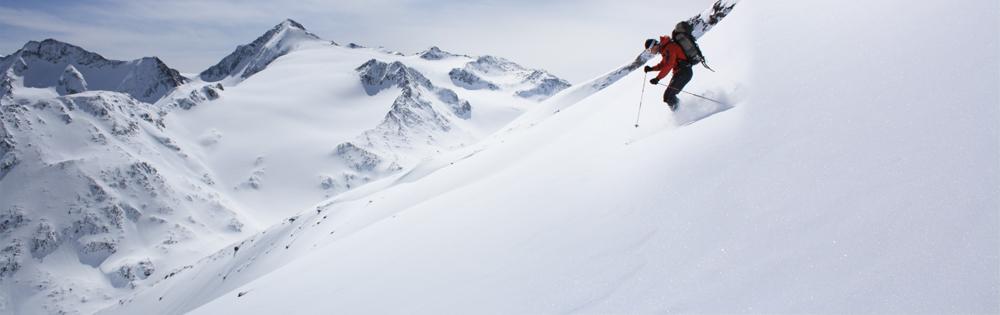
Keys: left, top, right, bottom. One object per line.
{"left": 0, "top": 0, "right": 710, "bottom": 83}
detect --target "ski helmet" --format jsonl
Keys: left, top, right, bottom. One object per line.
{"left": 644, "top": 38, "right": 658, "bottom": 49}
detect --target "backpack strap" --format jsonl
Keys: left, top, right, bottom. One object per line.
{"left": 701, "top": 60, "right": 716, "bottom": 72}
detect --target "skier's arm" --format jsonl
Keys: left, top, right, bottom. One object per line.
{"left": 655, "top": 50, "right": 677, "bottom": 80}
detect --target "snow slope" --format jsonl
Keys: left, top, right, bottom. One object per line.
{"left": 176, "top": 0, "right": 997, "bottom": 313}
{"left": 166, "top": 25, "right": 567, "bottom": 223}
{"left": 0, "top": 88, "right": 251, "bottom": 314}
{"left": 2, "top": 19, "right": 572, "bottom": 314}
{"left": 0, "top": 36, "right": 246, "bottom": 315}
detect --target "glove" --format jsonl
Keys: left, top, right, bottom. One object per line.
{"left": 643, "top": 66, "right": 653, "bottom": 73}
{"left": 649, "top": 78, "right": 659, "bottom": 85}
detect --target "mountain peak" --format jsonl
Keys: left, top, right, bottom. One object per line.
{"left": 418, "top": 46, "right": 465, "bottom": 60}
{"left": 17, "top": 39, "right": 108, "bottom": 65}
{"left": 200, "top": 19, "right": 322, "bottom": 82}
{"left": 278, "top": 19, "right": 306, "bottom": 31}
{"left": 24, "top": 38, "right": 70, "bottom": 49}
{"left": 0, "top": 38, "right": 187, "bottom": 103}
{"left": 261, "top": 19, "right": 316, "bottom": 43}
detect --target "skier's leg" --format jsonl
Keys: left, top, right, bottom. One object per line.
{"left": 662, "top": 86, "right": 677, "bottom": 104}
{"left": 664, "top": 65, "right": 693, "bottom": 107}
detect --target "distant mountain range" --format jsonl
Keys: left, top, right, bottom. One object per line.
{"left": 0, "top": 18, "right": 570, "bottom": 314}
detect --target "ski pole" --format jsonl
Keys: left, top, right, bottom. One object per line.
{"left": 656, "top": 83, "right": 727, "bottom": 106}
{"left": 634, "top": 72, "right": 647, "bottom": 127}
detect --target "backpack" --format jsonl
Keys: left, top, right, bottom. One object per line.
{"left": 672, "top": 22, "right": 713, "bottom": 71}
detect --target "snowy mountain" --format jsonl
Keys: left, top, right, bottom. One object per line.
{"left": 199, "top": 19, "right": 329, "bottom": 84}
{"left": 329, "top": 59, "right": 474, "bottom": 190}
{"left": 0, "top": 17, "right": 573, "bottom": 315}
{"left": 56, "top": 65, "right": 88, "bottom": 95}
{"left": 106, "top": 0, "right": 997, "bottom": 314}
{"left": 0, "top": 36, "right": 255, "bottom": 313}
{"left": 0, "top": 88, "right": 250, "bottom": 314}
{"left": 417, "top": 46, "right": 468, "bottom": 60}
{"left": 0, "top": 39, "right": 188, "bottom": 103}
{"left": 154, "top": 82, "right": 225, "bottom": 110}
{"left": 346, "top": 43, "right": 406, "bottom": 56}
{"left": 164, "top": 24, "right": 569, "bottom": 224}
{"left": 449, "top": 55, "right": 570, "bottom": 100}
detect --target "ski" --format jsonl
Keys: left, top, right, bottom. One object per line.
{"left": 686, "top": 0, "right": 739, "bottom": 40}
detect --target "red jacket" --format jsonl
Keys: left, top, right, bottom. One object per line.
{"left": 650, "top": 35, "right": 688, "bottom": 80}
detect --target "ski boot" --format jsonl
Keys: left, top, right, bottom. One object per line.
{"left": 665, "top": 95, "right": 679, "bottom": 111}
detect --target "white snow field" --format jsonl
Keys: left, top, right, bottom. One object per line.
{"left": 104, "top": 0, "right": 999, "bottom": 314}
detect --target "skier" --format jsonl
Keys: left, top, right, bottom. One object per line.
{"left": 642, "top": 35, "right": 692, "bottom": 111}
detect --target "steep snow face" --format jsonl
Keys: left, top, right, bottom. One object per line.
{"left": 449, "top": 55, "right": 570, "bottom": 100}
{"left": 0, "top": 89, "right": 251, "bottom": 314}
{"left": 57, "top": 65, "right": 88, "bottom": 95}
{"left": 119, "top": 0, "right": 993, "bottom": 314}
{"left": 0, "top": 39, "right": 188, "bottom": 103}
{"left": 199, "top": 19, "right": 328, "bottom": 83}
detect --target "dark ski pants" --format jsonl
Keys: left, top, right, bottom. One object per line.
{"left": 663, "top": 64, "right": 693, "bottom": 105}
